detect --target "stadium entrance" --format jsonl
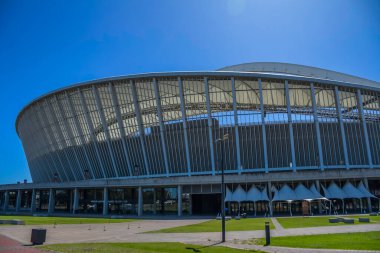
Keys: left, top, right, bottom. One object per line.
{"left": 191, "top": 194, "right": 221, "bottom": 215}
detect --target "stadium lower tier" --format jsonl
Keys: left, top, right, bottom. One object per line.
{"left": 0, "top": 169, "right": 379, "bottom": 216}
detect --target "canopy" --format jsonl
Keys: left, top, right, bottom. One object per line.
{"left": 260, "top": 186, "right": 270, "bottom": 202}
{"left": 246, "top": 185, "right": 261, "bottom": 202}
{"left": 322, "top": 182, "right": 348, "bottom": 199}
{"left": 231, "top": 185, "right": 246, "bottom": 202}
{"left": 342, "top": 181, "right": 367, "bottom": 199}
{"left": 272, "top": 184, "right": 298, "bottom": 202}
{"left": 294, "top": 183, "right": 317, "bottom": 200}
{"left": 224, "top": 187, "right": 233, "bottom": 202}
{"left": 309, "top": 183, "right": 327, "bottom": 200}
{"left": 357, "top": 181, "right": 378, "bottom": 198}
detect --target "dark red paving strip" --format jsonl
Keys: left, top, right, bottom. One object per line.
{"left": 0, "top": 234, "right": 46, "bottom": 253}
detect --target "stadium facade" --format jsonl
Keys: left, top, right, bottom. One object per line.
{"left": 1, "top": 62, "right": 379, "bottom": 216}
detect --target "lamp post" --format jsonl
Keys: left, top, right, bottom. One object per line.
{"left": 216, "top": 133, "right": 229, "bottom": 243}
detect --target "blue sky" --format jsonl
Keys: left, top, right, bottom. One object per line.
{"left": 0, "top": 0, "right": 379, "bottom": 184}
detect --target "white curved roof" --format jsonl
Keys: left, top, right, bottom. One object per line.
{"left": 219, "top": 62, "right": 380, "bottom": 88}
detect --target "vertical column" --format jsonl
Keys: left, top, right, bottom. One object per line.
{"left": 178, "top": 77, "right": 192, "bottom": 176}
{"left": 189, "top": 194, "right": 193, "bottom": 215}
{"left": 315, "top": 180, "right": 322, "bottom": 214}
{"left": 138, "top": 186, "right": 143, "bottom": 216}
{"left": 357, "top": 89, "right": 373, "bottom": 168}
{"left": 259, "top": 79, "right": 269, "bottom": 173}
{"left": 72, "top": 188, "right": 79, "bottom": 214}
{"left": 178, "top": 185, "right": 183, "bottom": 216}
{"left": 310, "top": 83, "right": 324, "bottom": 170}
{"left": 267, "top": 181, "right": 273, "bottom": 216}
{"left": 153, "top": 189, "right": 157, "bottom": 215}
{"left": 109, "top": 83, "right": 133, "bottom": 177}
{"left": 285, "top": 80, "right": 296, "bottom": 171}
{"left": 131, "top": 80, "right": 150, "bottom": 176}
{"left": 334, "top": 86, "right": 349, "bottom": 169}
{"left": 66, "top": 92, "right": 95, "bottom": 179}
{"left": 31, "top": 189, "right": 36, "bottom": 213}
{"left": 231, "top": 77, "right": 242, "bottom": 173}
{"left": 48, "top": 189, "right": 55, "bottom": 214}
{"left": 93, "top": 86, "right": 119, "bottom": 177}
{"left": 153, "top": 78, "right": 170, "bottom": 176}
{"left": 79, "top": 89, "right": 107, "bottom": 177}
{"left": 363, "top": 178, "right": 372, "bottom": 212}
{"left": 3, "top": 191, "right": 9, "bottom": 212}
{"left": 103, "top": 187, "right": 109, "bottom": 216}
{"left": 205, "top": 77, "right": 216, "bottom": 175}
{"left": 15, "top": 190, "right": 22, "bottom": 212}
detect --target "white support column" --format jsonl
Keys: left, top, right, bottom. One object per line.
{"left": 3, "top": 191, "right": 9, "bottom": 212}
{"left": 48, "top": 189, "right": 55, "bottom": 214}
{"left": 231, "top": 77, "right": 242, "bottom": 173}
{"left": 72, "top": 188, "right": 79, "bottom": 214}
{"left": 334, "top": 86, "right": 349, "bottom": 169}
{"left": 363, "top": 178, "right": 372, "bottom": 212}
{"left": 65, "top": 92, "right": 95, "bottom": 179}
{"left": 178, "top": 77, "right": 192, "bottom": 176}
{"left": 178, "top": 185, "right": 183, "bottom": 216}
{"left": 267, "top": 181, "right": 273, "bottom": 216}
{"left": 131, "top": 80, "right": 150, "bottom": 176}
{"left": 153, "top": 78, "right": 170, "bottom": 176}
{"left": 103, "top": 187, "right": 109, "bottom": 216}
{"left": 259, "top": 79, "right": 269, "bottom": 173}
{"left": 79, "top": 89, "right": 107, "bottom": 178}
{"left": 315, "top": 180, "right": 322, "bottom": 214}
{"left": 15, "top": 190, "right": 22, "bottom": 212}
{"left": 357, "top": 89, "right": 373, "bottom": 168}
{"left": 285, "top": 80, "right": 297, "bottom": 171}
{"left": 109, "top": 83, "right": 133, "bottom": 177}
{"left": 205, "top": 77, "right": 216, "bottom": 175}
{"left": 310, "top": 83, "right": 324, "bottom": 170}
{"left": 138, "top": 186, "right": 143, "bottom": 216}
{"left": 93, "top": 86, "right": 119, "bottom": 177}
{"left": 31, "top": 189, "right": 36, "bottom": 213}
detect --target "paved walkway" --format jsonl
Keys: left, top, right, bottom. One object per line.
{"left": 270, "top": 218, "right": 284, "bottom": 231}
{"left": 1, "top": 219, "right": 379, "bottom": 252}
{"left": 0, "top": 234, "right": 44, "bottom": 253}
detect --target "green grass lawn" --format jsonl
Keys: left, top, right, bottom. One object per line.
{"left": 277, "top": 214, "right": 380, "bottom": 228}
{"left": 253, "top": 231, "right": 380, "bottom": 251}
{"left": 149, "top": 218, "right": 273, "bottom": 233}
{"left": 0, "top": 215, "right": 135, "bottom": 225}
{"left": 39, "top": 242, "right": 264, "bottom": 253}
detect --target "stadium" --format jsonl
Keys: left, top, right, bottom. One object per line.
{"left": 1, "top": 62, "right": 379, "bottom": 217}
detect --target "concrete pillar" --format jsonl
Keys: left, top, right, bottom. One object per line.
{"left": 178, "top": 185, "right": 183, "bottom": 216}
{"left": 153, "top": 188, "right": 157, "bottom": 215}
{"left": 3, "top": 191, "right": 9, "bottom": 212}
{"left": 315, "top": 180, "right": 322, "bottom": 214}
{"left": 138, "top": 186, "right": 143, "bottom": 216}
{"left": 72, "top": 188, "right": 79, "bottom": 214}
{"left": 267, "top": 182, "right": 273, "bottom": 217}
{"left": 363, "top": 178, "right": 372, "bottom": 212}
{"left": 48, "top": 189, "right": 55, "bottom": 214}
{"left": 189, "top": 194, "right": 193, "bottom": 215}
{"left": 103, "top": 187, "right": 109, "bottom": 216}
{"left": 31, "top": 189, "right": 36, "bottom": 213}
{"left": 15, "top": 190, "right": 22, "bottom": 212}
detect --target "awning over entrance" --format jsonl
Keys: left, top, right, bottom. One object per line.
{"left": 342, "top": 181, "right": 368, "bottom": 199}
{"left": 357, "top": 181, "right": 378, "bottom": 199}
{"left": 225, "top": 185, "right": 269, "bottom": 202}
{"left": 322, "top": 182, "right": 348, "bottom": 199}
{"left": 272, "top": 184, "right": 298, "bottom": 202}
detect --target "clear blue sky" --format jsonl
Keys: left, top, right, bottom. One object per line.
{"left": 0, "top": 0, "right": 379, "bottom": 184}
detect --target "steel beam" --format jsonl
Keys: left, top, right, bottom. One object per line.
{"left": 93, "top": 86, "right": 119, "bottom": 177}
{"left": 357, "top": 89, "right": 373, "bottom": 168}
{"left": 205, "top": 77, "right": 216, "bottom": 175}
{"left": 65, "top": 92, "right": 95, "bottom": 179}
{"left": 259, "top": 79, "right": 269, "bottom": 173}
{"left": 334, "top": 86, "right": 349, "bottom": 169}
{"left": 232, "top": 77, "right": 242, "bottom": 173}
{"left": 285, "top": 80, "right": 297, "bottom": 171}
{"left": 178, "top": 77, "right": 192, "bottom": 176}
{"left": 131, "top": 80, "right": 150, "bottom": 176}
{"left": 79, "top": 89, "right": 107, "bottom": 178}
{"left": 310, "top": 83, "right": 324, "bottom": 170}
{"left": 153, "top": 78, "right": 170, "bottom": 176}
{"left": 109, "top": 83, "right": 133, "bottom": 177}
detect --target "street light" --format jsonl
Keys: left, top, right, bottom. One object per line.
{"left": 216, "top": 133, "right": 229, "bottom": 243}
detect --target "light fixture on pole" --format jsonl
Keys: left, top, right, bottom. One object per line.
{"left": 216, "top": 133, "right": 229, "bottom": 243}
